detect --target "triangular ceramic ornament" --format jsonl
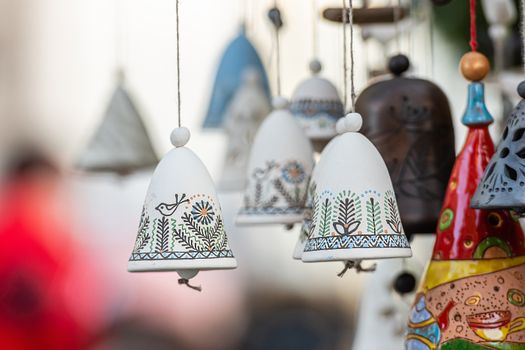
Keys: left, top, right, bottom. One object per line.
{"left": 301, "top": 113, "right": 412, "bottom": 262}
{"left": 77, "top": 82, "right": 158, "bottom": 175}
{"left": 202, "top": 28, "right": 270, "bottom": 129}
{"left": 237, "top": 97, "right": 315, "bottom": 225}
{"left": 218, "top": 69, "right": 271, "bottom": 191}
{"left": 405, "top": 53, "right": 525, "bottom": 350}
{"left": 128, "top": 127, "right": 237, "bottom": 280}
{"left": 472, "top": 82, "right": 525, "bottom": 212}
{"left": 290, "top": 59, "right": 344, "bottom": 141}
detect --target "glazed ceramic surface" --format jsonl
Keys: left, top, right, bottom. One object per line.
{"left": 472, "top": 99, "right": 525, "bottom": 211}
{"left": 202, "top": 29, "right": 270, "bottom": 129}
{"left": 128, "top": 146, "right": 237, "bottom": 272}
{"left": 77, "top": 83, "right": 158, "bottom": 174}
{"left": 406, "top": 83, "right": 525, "bottom": 350}
{"left": 237, "top": 99, "right": 314, "bottom": 225}
{"left": 301, "top": 114, "right": 411, "bottom": 262}
{"left": 357, "top": 60, "right": 455, "bottom": 236}
{"left": 353, "top": 234, "right": 435, "bottom": 350}
{"left": 218, "top": 69, "right": 271, "bottom": 191}
{"left": 290, "top": 62, "right": 344, "bottom": 141}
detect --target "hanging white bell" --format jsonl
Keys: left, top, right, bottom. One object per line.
{"left": 301, "top": 113, "right": 412, "bottom": 263}
{"left": 290, "top": 60, "right": 344, "bottom": 141}
{"left": 77, "top": 79, "right": 158, "bottom": 175}
{"left": 218, "top": 69, "right": 271, "bottom": 191}
{"left": 128, "top": 127, "right": 237, "bottom": 282}
{"left": 237, "top": 97, "right": 315, "bottom": 225}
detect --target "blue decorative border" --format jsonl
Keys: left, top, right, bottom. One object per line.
{"left": 304, "top": 234, "right": 410, "bottom": 252}
{"left": 238, "top": 206, "right": 304, "bottom": 216}
{"left": 290, "top": 100, "right": 343, "bottom": 119}
{"left": 129, "top": 250, "right": 234, "bottom": 261}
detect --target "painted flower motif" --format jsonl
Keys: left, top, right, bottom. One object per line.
{"left": 191, "top": 200, "right": 215, "bottom": 225}
{"left": 281, "top": 161, "right": 306, "bottom": 184}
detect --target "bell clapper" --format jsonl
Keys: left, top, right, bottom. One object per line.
{"left": 337, "top": 260, "right": 377, "bottom": 277}
{"left": 285, "top": 224, "right": 294, "bottom": 230}
{"left": 177, "top": 269, "right": 202, "bottom": 292}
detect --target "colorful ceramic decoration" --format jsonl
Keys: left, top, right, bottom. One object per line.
{"left": 218, "top": 69, "right": 271, "bottom": 191}
{"left": 357, "top": 54, "right": 456, "bottom": 237}
{"left": 301, "top": 113, "right": 412, "bottom": 263}
{"left": 128, "top": 127, "right": 237, "bottom": 280}
{"left": 289, "top": 59, "right": 344, "bottom": 141}
{"left": 472, "top": 82, "right": 525, "bottom": 213}
{"left": 406, "top": 53, "right": 525, "bottom": 350}
{"left": 202, "top": 28, "right": 270, "bottom": 129}
{"left": 353, "top": 235, "right": 435, "bottom": 350}
{"left": 77, "top": 81, "right": 158, "bottom": 175}
{"left": 236, "top": 97, "right": 314, "bottom": 225}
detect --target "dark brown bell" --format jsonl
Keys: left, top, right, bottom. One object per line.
{"left": 356, "top": 55, "right": 456, "bottom": 236}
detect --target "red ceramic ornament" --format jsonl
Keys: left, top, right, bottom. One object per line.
{"left": 406, "top": 62, "right": 525, "bottom": 349}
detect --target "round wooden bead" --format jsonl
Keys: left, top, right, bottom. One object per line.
{"left": 460, "top": 51, "right": 490, "bottom": 82}
{"left": 388, "top": 54, "right": 410, "bottom": 76}
{"left": 393, "top": 271, "right": 416, "bottom": 295}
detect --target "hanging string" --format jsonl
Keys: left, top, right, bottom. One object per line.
{"left": 275, "top": 24, "right": 281, "bottom": 95}
{"left": 393, "top": 0, "right": 401, "bottom": 54}
{"left": 114, "top": 0, "right": 126, "bottom": 80}
{"left": 348, "top": 0, "right": 356, "bottom": 111}
{"left": 178, "top": 278, "right": 202, "bottom": 292}
{"left": 342, "top": 0, "right": 348, "bottom": 111}
{"left": 312, "top": 0, "right": 319, "bottom": 59}
{"left": 469, "top": 0, "right": 478, "bottom": 51}
{"left": 175, "top": 0, "right": 182, "bottom": 127}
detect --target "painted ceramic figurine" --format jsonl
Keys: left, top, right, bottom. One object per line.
{"left": 357, "top": 54, "right": 455, "bottom": 236}
{"left": 405, "top": 52, "right": 525, "bottom": 350}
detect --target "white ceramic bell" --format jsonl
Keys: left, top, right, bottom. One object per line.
{"left": 237, "top": 97, "right": 315, "bottom": 225}
{"left": 218, "top": 69, "right": 271, "bottom": 191}
{"left": 290, "top": 60, "right": 344, "bottom": 141}
{"left": 301, "top": 113, "right": 412, "bottom": 262}
{"left": 128, "top": 127, "right": 237, "bottom": 279}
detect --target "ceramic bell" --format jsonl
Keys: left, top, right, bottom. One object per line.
{"left": 357, "top": 55, "right": 455, "bottom": 237}
{"left": 472, "top": 81, "right": 525, "bottom": 213}
{"left": 237, "top": 97, "right": 314, "bottom": 225}
{"left": 77, "top": 79, "right": 158, "bottom": 175}
{"left": 218, "top": 69, "right": 271, "bottom": 191}
{"left": 128, "top": 127, "right": 237, "bottom": 281}
{"left": 202, "top": 27, "right": 270, "bottom": 129}
{"left": 289, "top": 59, "right": 344, "bottom": 142}
{"left": 406, "top": 53, "right": 525, "bottom": 349}
{"left": 301, "top": 113, "right": 412, "bottom": 263}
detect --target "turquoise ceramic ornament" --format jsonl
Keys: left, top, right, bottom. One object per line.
{"left": 237, "top": 97, "right": 315, "bottom": 225}
{"left": 202, "top": 28, "right": 270, "bottom": 129}
{"left": 301, "top": 113, "right": 412, "bottom": 263}
{"left": 128, "top": 127, "right": 237, "bottom": 282}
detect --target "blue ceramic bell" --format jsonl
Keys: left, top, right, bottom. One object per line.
{"left": 202, "top": 27, "right": 270, "bottom": 129}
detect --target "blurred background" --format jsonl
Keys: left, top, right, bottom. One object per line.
{"left": 0, "top": 0, "right": 522, "bottom": 349}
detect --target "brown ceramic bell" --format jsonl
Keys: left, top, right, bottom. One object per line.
{"left": 356, "top": 55, "right": 456, "bottom": 237}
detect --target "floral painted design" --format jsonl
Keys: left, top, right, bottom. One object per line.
{"left": 281, "top": 161, "right": 306, "bottom": 184}
{"left": 130, "top": 194, "right": 232, "bottom": 261}
{"left": 303, "top": 188, "right": 409, "bottom": 252}
{"left": 191, "top": 200, "right": 215, "bottom": 225}
{"left": 240, "top": 159, "right": 311, "bottom": 217}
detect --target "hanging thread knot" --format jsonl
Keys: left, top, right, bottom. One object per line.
{"left": 337, "top": 260, "right": 377, "bottom": 277}
{"left": 178, "top": 278, "right": 202, "bottom": 292}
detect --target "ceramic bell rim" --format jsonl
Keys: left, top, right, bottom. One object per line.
{"left": 301, "top": 113, "right": 412, "bottom": 262}
{"left": 290, "top": 59, "right": 344, "bottom": 140}
{"left": 128, "top": 127, "right": 237, "bottom": 274}
{"left": 471, "top": 82, "right": 525, "bottom": 211}
{"left": 237, "top": 97, "right": 315, "bottom": 225}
